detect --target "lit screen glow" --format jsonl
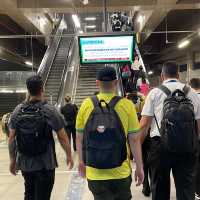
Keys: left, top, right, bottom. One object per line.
{"left": 79, "top": 35, "right": 135, "bottom": 64}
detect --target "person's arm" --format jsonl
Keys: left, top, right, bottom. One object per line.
{"left": 8, "top": 129, "right": 17, "bottom": 175}
{"left": 140, "top": 116, "right": 153, "bottom": 143}
{"left": 76, "top": 132, "right": 86, "bottom": 177}
{"left": 57, "top": 128, "right": 73, "bottom": 169}
{"left": 128, "top": 132, "right": 144, "bottom": 186}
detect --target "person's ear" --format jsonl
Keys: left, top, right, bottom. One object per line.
{"left": 96, "top": 80, "right": 100, "bottom": 87}
{"left": 114, "top": 80, "right": 118, "bottom": 86}
{"left": 161, "top": 73, "right": 164, "bottom": 82}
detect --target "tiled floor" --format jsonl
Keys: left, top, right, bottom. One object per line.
{"left": 0, "top": 132, "right": 176, "bottom": 200}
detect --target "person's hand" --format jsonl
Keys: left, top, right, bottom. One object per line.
{"left": 67, "top": 155, "right": 74, "bottom": 170}
{"left": 135, "top": 166, "right": 144, "bottom": 186}
{"left": 78, "top": 161, "right": 86, "bottom": 178}
{"left": 9, "top": 160, "right": 17, "bottom": 176}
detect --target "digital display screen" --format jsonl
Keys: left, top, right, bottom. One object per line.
{"left": 79, "top": 35, "right": 135, "bottom": 64}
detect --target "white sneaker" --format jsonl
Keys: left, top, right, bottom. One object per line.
{"left": 195, "top": 193, "right": 200, "bottom": 200}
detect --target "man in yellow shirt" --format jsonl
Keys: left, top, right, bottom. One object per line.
{"left": 76, "top": 67, "right": 144, "bottom": 200}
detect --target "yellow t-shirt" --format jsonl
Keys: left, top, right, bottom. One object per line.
{"left": 76, "top": 93, "right": 140, "bottom": 180}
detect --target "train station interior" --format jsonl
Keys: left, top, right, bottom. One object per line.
{"left": 0, "top": 0, "right": 200, "bottom": 199}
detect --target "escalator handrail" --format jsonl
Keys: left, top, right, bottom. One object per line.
{"left": 71, "top": 47, "right": 80, "bottom": 104}
{"left": 37, "top": 17, "right": 62, "bottom": 76}
{"left": 56, "top": 37, "right": 74, "bottom": 104}
{"left": 43, "top": 29, "right": 65, "bottom": 87}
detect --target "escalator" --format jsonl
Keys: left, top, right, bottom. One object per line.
{"left": 37, "top": 15, "right": 76, "bottom": 106}
{"left": 44, "top": 33, "right": 73, "bottom": 105}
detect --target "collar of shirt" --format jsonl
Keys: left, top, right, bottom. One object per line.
{"left": 163, "top": 78, "right": 179, "bottom": 84}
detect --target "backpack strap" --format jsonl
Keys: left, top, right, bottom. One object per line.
{"left": 158, "top": 85, "right": 171, "bottom": 96}
{"left": 91, "top": 96, "right": 99, "bottom": 107}
{"left": 183, "top": 85, "right": 190, "bottom": 96}
{"left": 108, "top": 96, "right": 123, "bottom": 109}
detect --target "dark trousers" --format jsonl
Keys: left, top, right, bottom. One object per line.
{"left": 65, "top": 125, "right": 76, "bottom": 151}
{"left": 149, "top": 137, "right": 196, "bottom": 200}
{"left": 142, "top": 137, "right": 151, "bottom": 194}
{"left": 22, "top": 169, "right": 55, "bottom": 200}
{"left": 88, "top": 176, "right": 132, "bottom": 200}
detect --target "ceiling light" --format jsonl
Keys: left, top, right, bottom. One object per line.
{"left": 0, "top": 89, "right": 14, "bottom": 93}
{"left": 81, "top": 0, "right": 89, "bottom": 5}
{"left": 25, "top": 61, "right": 33, "bottom": 66}
{"left": 72, "top": 14, "right": 81, "bottom": 28}
{"left": 79, "top": 30, "right": 84, "bottom": 34}
{"left": 178, "top": 40, "right": 190, "bottom": 49}
{"left": 148, "top": 71, "right": 153, "bottom": 75}
{"left": 85, "top": 25, "right": 96, "bottom": 29}
{"left": 137, "top": 15, "right": 144, "bottom": 24}
{"left": 85, "top": 17, "right": 96, "bottom": 21}
{"left": 16, "top": 89, "right": 27, "bottom": 93}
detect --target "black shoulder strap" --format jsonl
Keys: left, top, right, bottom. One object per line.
{"left": 91, "top": 96, "right": 99, "bottom": 107}
{"left": 108, "top": 96, "right": 122, "bottom": 109}
{"left": 158, "top": 85, "right": 171, "bottom": 96}
{"left": 183, "top": 85, "right": 190, "bottom": 96}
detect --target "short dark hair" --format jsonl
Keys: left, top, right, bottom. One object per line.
{"left": 162, "top": 62, "right": 179, "bottom": 78}
{"left": 65, "top": 96, "right": 71, "bottom": 103}
{"left": 189, "top": 78, "right": 200, "bottom": 89}
{"left": 26, "top": 75, "right": 43, "bottom": 96}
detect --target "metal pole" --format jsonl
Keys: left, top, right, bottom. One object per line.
{"left": 103, "top": 0, "right": 107, "bottom": 32}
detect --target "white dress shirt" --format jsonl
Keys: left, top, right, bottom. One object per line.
{"left": 142, "top": 79, "right": 200, "bottom": 138}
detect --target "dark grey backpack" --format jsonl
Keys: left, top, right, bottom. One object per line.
{"left": 15, "top": 101, "right": 51, "bottom": 157}
{"left": 83, "top": 96, "right": 127, "bottom": 169}
{"left": 155, "top": 85, "right": 198, "bottom": 153}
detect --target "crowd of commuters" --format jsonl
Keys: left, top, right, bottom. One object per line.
{"left": 110, "top": 12, "right": 133, "bottom": 32}
{"left": 4, "top": 61, "right": 200, "bottom": 200}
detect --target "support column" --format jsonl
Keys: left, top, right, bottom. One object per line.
{"left": 187, "top": 51, "right": 194, "bottom": 83}
{"left": 103, "top": 0, "right": 107, "bottom": 32}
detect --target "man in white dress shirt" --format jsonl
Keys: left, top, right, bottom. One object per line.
{"left": 140, "top": 62, "right": 200, "bottom": 200}
{"left": 190, "top": 78, "right": 200, "bottom": 200}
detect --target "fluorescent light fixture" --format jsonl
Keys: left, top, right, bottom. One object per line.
{"left": 25, "top": 61, "right": 33, "bottom": 66}
{"left": 85, "top": 17, "right": 96, "bottom": 21}
{"left": 16, "top": 89, "right": 27, "bottom": 93}
{"left": 72, "top": 14, "right": 81, "bottom": 28}
{"left": 40, "top": 18, "right": 47, "bottom": 27}
{"left": 81, "top": 0, "right": 89, "bottom": 5}
{"left": 85, "top": 25, "right": 96, "bottom": 29}
{"left": 178, "top": 40, "right": 190, "bottom": 49}
{"left": 0, "top": 89, "right": 14, "bottom": 93}
{"left": 137, "top": 15, "right": 144, "bottom": 24}
{"left": 148, "top": 71, "right": 153, "bottom": 75}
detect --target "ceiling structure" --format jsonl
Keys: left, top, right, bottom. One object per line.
{"left": 0, "top": 0, "right": 199, "bottom": 71}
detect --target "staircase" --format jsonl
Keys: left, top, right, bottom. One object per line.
{"left": 44, "top": 36, "right": 73, "bottom": 105}
{"left": 74, "top": 65, "right": 104, "bottom": 107}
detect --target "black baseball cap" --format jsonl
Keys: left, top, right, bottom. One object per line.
{"left": 97, "top": 67, "right": 117, "bottom": 81}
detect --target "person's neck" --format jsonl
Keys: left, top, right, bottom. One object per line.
{"left": 195, "top": 89, "right": 200, "bottom": 93}
{"left": 29, "top": 95, "right": 43, "bottom": 102}
{"left": 163, "top": 77, "right": 178, "bottom": 82}
{"left": 100, "top": 90, "right": 115, "bottom": 94}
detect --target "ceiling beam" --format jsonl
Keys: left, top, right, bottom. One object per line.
{"left": 138, "top": 0, "right": 179, "bottom": 43}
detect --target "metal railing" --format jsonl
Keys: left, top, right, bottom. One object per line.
{"left": 56, "top": 37, "right": 80, "bottom": 107}
{"left": 37, "top": 17, "right": 64, "bottom": 84}
{"left": 56, "top": 37, "right": 74, "bottom": 106}
{"left": 43, "top": 29, "right": 64, "bottom": 87}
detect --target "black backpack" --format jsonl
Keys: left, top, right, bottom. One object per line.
{"left": 155, "top": 85, "right": 198, "bottom": 153}
{"left": 15, "top": 101, "right": 51, "bottom": 157}
{"left": 83, "top": 96, "right": 127, "bottom": 169}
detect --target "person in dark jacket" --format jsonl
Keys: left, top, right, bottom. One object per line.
{"left": 61, "top": 96, "right": 78, "bottom": 151}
